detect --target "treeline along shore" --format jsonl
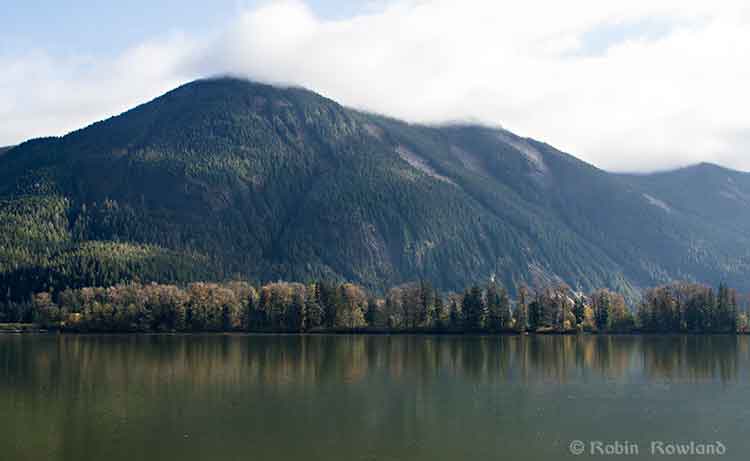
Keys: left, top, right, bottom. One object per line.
{"left": 3, "top": 278, "right": 748, "bottom": 334}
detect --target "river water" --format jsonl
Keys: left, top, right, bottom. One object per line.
{"left": 1, "top": 334, "right": 748, "bottom": 460}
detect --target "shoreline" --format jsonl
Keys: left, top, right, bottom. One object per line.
{"left": 1, "top": 324, "right": 747, "bottom": 336}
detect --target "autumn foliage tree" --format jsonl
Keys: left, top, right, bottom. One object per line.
{"left": 26, "top": 279, "right": 744, "bottom": 334}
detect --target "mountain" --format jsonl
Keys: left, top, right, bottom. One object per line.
{"left": 1, "top": 77, "right": 749, "bottom": 304}
{"left": 618, "top": 163, "right": 750, "bottom": 232}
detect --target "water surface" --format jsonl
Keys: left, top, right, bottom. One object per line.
{"left": 1, "top": 334, "right": 748, "bottom": 460}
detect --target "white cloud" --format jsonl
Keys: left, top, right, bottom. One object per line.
{"left": 3, "top": 0, "right": 750, "bottom": 172}
{"left": 0, "top": 34, "right": 196, "bottom": 148}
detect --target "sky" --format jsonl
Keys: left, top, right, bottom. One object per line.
{"left": 2, "top": 0, "right": 749, "bottom": 172}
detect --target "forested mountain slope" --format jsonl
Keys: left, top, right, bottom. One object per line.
{"left": 1, "top": 77, "right": 749, "bottom": 304}
{"left": 619, "top": 164, "right": 750, "bottom": 233}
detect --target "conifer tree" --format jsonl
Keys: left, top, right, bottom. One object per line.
{"left": 486, "top": 282, "right": 502, "bottom": 332}
{"left": 572, "top": 296, "right": 584, "bottom": 326}
{"left": 449, "top": 297, "right": 462, "bottom": 330}
{"left": 365, "top": 297, "right": 380, "bottom": 327}
{"left": 592, "top": 290, "right": 611, "bottom": 332}
{"left": 462, "top": 285, "right": 486, "bottom": 331}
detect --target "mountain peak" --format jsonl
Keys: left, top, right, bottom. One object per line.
{"left": 689, "top": 162, "right": 749, "bottom": 176}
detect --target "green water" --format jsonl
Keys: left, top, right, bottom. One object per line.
{"left": 1, "top": 334, "right": 748, "bottom": 460}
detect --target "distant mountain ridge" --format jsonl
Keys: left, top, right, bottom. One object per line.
{"left": 1, "top": 77, "right": 749, "bottom": 304}
{"left": 618, "top": 163, "right": 750, "bottom": 230}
